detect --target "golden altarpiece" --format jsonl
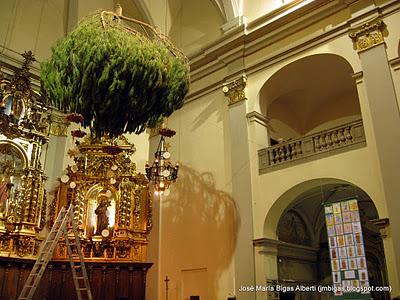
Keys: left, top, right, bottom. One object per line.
{"left": 0, "top": 51, "right": 49, "bottom": 258}
{"left": 0, "top": 52, "right": 153, "bottom": 298}
{"left": 52, "top": 135, "right": 152, "bottom": 262}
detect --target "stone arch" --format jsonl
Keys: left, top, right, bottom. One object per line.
{"left": 258, "top": 54, "right": 361, "bottom": 143}
{"left": 269, "top": 178, "right": 389, "bottom": 299}
{"left": 264, "top": 178, "right": 380, "bottom": 239}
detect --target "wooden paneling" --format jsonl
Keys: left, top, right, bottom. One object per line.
{"left": 0, "top": 257, "right": 152, "bottom": 300}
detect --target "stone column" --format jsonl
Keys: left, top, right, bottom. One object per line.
{"left": 45, "top": 113, "right": 70, "bottom": 190}
{"left": 223, "top": 75, "right": 256, "bottom": 299}
{"left": 254, "top": 238, "right": 279, "bottom": 300}
{"left": 42, "top": 113, "right": 69, "bottom": 235}
{"left": 349, "top": 17, "right": 400, "bottom": 295}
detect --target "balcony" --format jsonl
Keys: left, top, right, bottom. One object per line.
{"left": 258, "top": 119, "right": 366, "bottom": 174}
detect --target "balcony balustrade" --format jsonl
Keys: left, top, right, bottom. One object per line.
{"left": 258, "top": 119, "right": 366, "bottom": 173}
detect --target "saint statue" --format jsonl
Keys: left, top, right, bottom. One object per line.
{"left": 95, "top": 196, "right": 110, "bottom": 235}
{"left": 0, "top": 163, "right": 14, "bottom": 212}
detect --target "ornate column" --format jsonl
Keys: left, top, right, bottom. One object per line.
{"left": 349, "top": 17, "right": 400, "bottom": 295}
{"left": 223, "top": 75, "right": 256, "bottom": 299}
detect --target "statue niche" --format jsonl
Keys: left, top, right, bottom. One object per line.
{"left": 94, "top": 193, "right": 111, "bottom": 236}
{"left": 85, "top": 187, "right": 116, "bottom": 238}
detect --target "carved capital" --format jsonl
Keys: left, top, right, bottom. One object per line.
{"left": 147, "top": 118, "right": 167, "bottom": 138}
{"left": 349, "top": 18, "right": 386, "bottom": 52}
{"left": 49, "top": 112, "right": 70, "bottom": 136}
{"left": 222, "top": 75, "right": 247, "bottom": 106}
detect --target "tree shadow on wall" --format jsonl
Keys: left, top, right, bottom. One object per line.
{"left": 163, "top": 164, "right": 239, "bottom": 299}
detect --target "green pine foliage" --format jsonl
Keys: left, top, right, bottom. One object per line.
{"left": 41, "top": 13, "right": 190, "bottom": 138}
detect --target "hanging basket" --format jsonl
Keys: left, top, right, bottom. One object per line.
{"left": 41, "top": 9, "right": 190, "bottom": 138}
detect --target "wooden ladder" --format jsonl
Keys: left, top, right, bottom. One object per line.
{"left": 18, "top": 204, "right": 93, "bottom": 300}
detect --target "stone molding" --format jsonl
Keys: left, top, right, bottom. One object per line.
{"left": 186, "top": 1, "right": 400, "bottom": 102}
{"left": 246, "top": 111, "right": 270, "bottom": 128}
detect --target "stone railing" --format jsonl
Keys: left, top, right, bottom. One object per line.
{"left": 258, "top": 119, "right": 366, "bottom": 173}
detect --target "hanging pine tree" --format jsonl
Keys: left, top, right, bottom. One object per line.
{"left": 41, "top": 10, "right": 190, "bottom": 138}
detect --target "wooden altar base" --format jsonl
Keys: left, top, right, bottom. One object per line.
{"left": 0, "top": 257, "right": 152, "bottom": 300}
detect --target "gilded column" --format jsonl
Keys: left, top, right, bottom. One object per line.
{"left": 223, "top": 74, "right": 256, "bottom": 299}
{"left": 349, "top": 17, "right": 400, "bottom": 295}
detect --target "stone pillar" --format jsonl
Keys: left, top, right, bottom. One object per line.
{"left": 45, "top": 113, "right": 70, "bottom": 189}
{"left": 42, "top": 113, "right": 69, "bottom": 235}
{"left": 349, "top": 17, "right": 400, "bottom": 295}
{"left": 223, "top": 75, "right": 256, "bottom": 299}
{"left": 254, "top": 238, "right": 279, "bottom": 300}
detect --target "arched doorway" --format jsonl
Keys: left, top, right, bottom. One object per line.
{"left": 269, "top": 180, "right": 389, "bottom": 299}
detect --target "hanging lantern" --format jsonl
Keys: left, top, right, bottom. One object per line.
{"left": 145, "top": 128, "right": 179, "bottom": 196}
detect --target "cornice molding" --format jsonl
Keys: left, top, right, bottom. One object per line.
{"left": 246, "top": 111, "right": 269, "bottom": 128}
{"left": 389, "top": 57, "right": 400, "bottom": 71}
{"left": 352, "top": 71, "right": 364, "bottom": 85}
{"left": 186, "top": 0, "right": 400, "bottom": 102}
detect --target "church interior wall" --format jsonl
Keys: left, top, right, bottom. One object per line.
{"left": 0, "top": 0, "right": 66, "bottom": 62}
{"left": 150, "top": 88, "right": 236, "bottom": 300}
{"left": 1, "top": 0, "right": 400, "bottom": 299}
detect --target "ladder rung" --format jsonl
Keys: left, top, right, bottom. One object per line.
{"left": 18, "top": 204, "right": 92, "bottom": 300}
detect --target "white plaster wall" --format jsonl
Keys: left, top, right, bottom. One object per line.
{"left": 168, "top": 0, "right": 224, "bottom": 56}
{"left": 0, "top": 0, "right": 66, "bottom": 61}
{"left": 383, "top": 10, "right": 400, "bottom": 61}
{"left": 244, "top": 17, "right": 385, "bottom": 239}
{"left": 243, "top": 6, "right": 400, "bottom": 294}
{"left": 154, "top": 89, "right": 235, "bottom": 300}
{"left": 243, "top": 0, "right": 297, "bottom": 24}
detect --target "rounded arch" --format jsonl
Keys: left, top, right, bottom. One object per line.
{"left": 264, "top": 178, "right": 380, "bottom": 239}
{"left": 0, "top": 139, "right": 29, "bottom": 169}
{"left": 258, "top": 54, "right": 361, "bottom": 142}
{"left": 270, "top": 178, "right": 389, "bottom": 298}
{"left": 167, "top": 0, "right": 225, "bottom": 54}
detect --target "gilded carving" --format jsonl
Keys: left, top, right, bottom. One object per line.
{"left": 51, "top": 136, "right": 152, "bottom": 262}
{"left": 15, "top": 236, "right": 35, "bottom": 257}
{"left": 222, "top": 75, "right": 247, "bottom": 105}
{"left": 0, "top": 52, "right": 48, "bottom": 259}
{"left": 349, "top": 18, "right": 386, "bottom": 52}
{"left": 49, "top": 112, "right": 70, "bottom": 137}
